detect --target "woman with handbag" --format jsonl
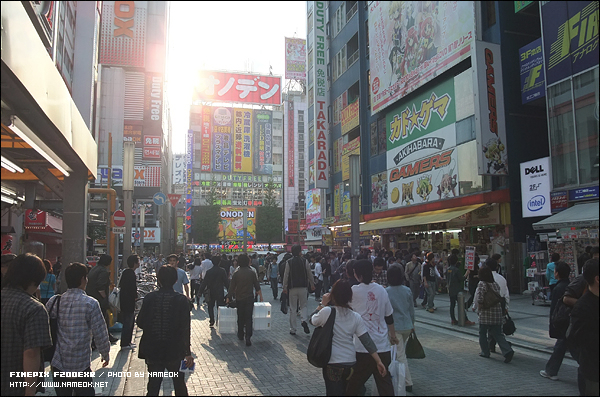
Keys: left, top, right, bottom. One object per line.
{"left": 475, "top": 266, "right": 514, "bottom": 362}
{"left": 310, "top": 280, "right": 387, "bottom": 396}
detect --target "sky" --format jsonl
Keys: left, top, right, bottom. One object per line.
{"left": 166, "top": 1, "right": 307, "bottom": 154}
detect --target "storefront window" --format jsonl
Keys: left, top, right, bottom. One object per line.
{"left": 548, "top": 80, "right": 577, "bottom": 188}
{"left": 573, "top": 68, "right": 599, "bottom": 185}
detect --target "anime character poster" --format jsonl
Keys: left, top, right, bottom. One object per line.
{"left": 371, "top": 172, "right": 388, "bottom": 212}
{"left": 306, "top": 189, "right": 322, "bottom": 225}
{"left": 219, "top": 207, "right": 256, "bottom": 240}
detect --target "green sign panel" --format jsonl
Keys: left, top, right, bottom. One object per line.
{"left": 515, "top": 1, "right": 534, "bottom": 13}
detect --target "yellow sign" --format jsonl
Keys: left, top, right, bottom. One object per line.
{"left": 341, "top": 101, "right": 359, "bottom": 135}
{"left": 342, "top": 137, "right": 360, "bottom": 181}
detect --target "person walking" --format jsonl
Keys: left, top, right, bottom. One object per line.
{"left": 226, "top": 254, "right": 263, "bottom": 346}
{"left": 385, "top": 265, "right": 415, "bottom": 393}
{"left": 486, "top": 258, "right": 510, "bottom": 353}
{"left": 329, "top": 251, "right": 340, "bottom": 286}
{"left": 465, "top": 253, "right": 481, "bottom": 310}
{"left": 310, "top": 280, "right": 387, "bottom": 396}
{"left": 372, "top": 257, "right": 388, "bottom": 288}
{"left": 446, "top": 254, "right": 475, "bottom": 326}
{"left": 405, "top": 254, "right": 421, "bottom": 307}
{"left": 198, "top": 261, "right": 229, "bottom": 328}
{"left": 189, "top": 255, "right": 203, "bottom": 307}
{"left": 1, "top": 254, "right": 52, "bottom": 396}
{"left": 475, "top": 266, "right": 514, "bottom": 362}
{"left": 422, "top": 252, "right": 437, "bottom": 313}
{"left": 267, "top": 256, "right": 279, "bottom": 300}
{"left": 167, "top": 254, "right": 190, "bottom": 299}
{"left": 313, "top": 255, "right": 323, "bottom": 301}
{"left": 282, "top": 245, "right": 315, "bottom": 335}
{"left": 120, "top": 255, "right": 139, "bottom": 350}
{"left": 86, "top": 254, "right": 118, "bottom": 344}
{"left": 137, "top": 265, "right": 193, "bottom": 396}
{"left": 40, "top": 259, "right": 56, "bottom": 305}
{"left": 322, "top": 256, "right": 331, "bottom": 294}
{"left": 546, "top": 253, "right": 560, "bottom": 296}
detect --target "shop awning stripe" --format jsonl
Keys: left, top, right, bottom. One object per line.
{"left": 532, "top": 202, "right": 599, "bottom": 231}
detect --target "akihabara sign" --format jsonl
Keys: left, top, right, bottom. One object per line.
{"left": 194, "top": 71, "right": 281, "bottom": 106}
{"left": 100, "top": 1, "right": 147, "bottom": 67}
{"left": 312, "top": 1, "right": 330, "bottom": 189}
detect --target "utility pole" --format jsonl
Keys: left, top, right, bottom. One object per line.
{"left": 350, "top": 154, "right": 360, "bottom": 258}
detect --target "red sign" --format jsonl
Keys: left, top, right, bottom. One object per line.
{"left": 168, "top": 194, "right": 182, "bottom": 207}
{"left": 194, "top": 71, "right": 282, "bottom": 106}
{"left": 143, "top": 148, "right": 160, "bottom": 159}
{"left": 25, "top": 210, "right": 47, "bottom": 228}
{"left": 113, "top": 210, "right": 126, "bottom": 227}
{"left": 315, "top": 99, "right": 329, "bottom": 188}
{"left": 288, "top": 101, "right": 295, "bottom": 187}
{"left": 465, "top": 246, "right": 476, "bottom": 271}
{"left": 551, "top": 191, "right": 568, "bottom": 213}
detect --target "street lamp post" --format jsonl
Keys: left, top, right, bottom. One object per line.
{"left": 349, "top": 154, "right": 360, "bottom": 259}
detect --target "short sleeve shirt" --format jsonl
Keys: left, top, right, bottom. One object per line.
{"left": 173, "top": 268, "right": 189, "bottom": 294}
{"left": 1, "top": 288, "right": 52, "bottom": 396}
{"left": 351, "top": 283, "right": 394, "bottom": 353}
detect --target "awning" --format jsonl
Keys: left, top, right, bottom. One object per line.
{"left": 360, "top": 204, "right": 485, "bottom": 232}
{"left": 532, "top": 202, "right": 599, "bottom": 231}
{"left": 304, "top": 240, "right": 323, "bottom": 246}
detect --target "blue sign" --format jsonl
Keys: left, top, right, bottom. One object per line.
{"left": 569, "top": 186, "right": 599, "bottom": 201}
{"left": 153, "top": 192, "right": 167, "bottom": 206}
{"left": 519, "top": 38, "right": 545, "bottom": 104}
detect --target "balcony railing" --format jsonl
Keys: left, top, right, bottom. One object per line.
{"left": 346, "top": 2, "right": 358, "bottom": 21}
{"left": 347, "top": 49, "right": 360, "bottom": 68}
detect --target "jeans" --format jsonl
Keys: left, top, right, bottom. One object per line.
{"left": 146, "top": 360, "right": 188, "bottom": 396}
{"left": 190, "top": 279, "right": 201, "bottom": 305}
{"left": 479, "top": 324, "right": 513, "bottom": 357}
{"left": 449, "top": 295, "right": 458, "bottom": 322}
{"left": 236, "top": 298, "right": 254, "bottom": 340}
{"left": 545, "top": 338, "right": 573, "bottom": 376}
{"left": 322, "top": 275, "right": 330, "bottom": 294}
{"left": 270, "top": 277, "right": 278, "bottom": 299}
{"left": 120, "top": 310, "right": 135, "bottom": 347}
{"left": 346, "top": 351, "right": 393, "bottom": 396}
{"left": 322, "top": 363, "right": 353, "bottom": 396}
{"left": 315, "top": 279, "right": 323, "bottom": 300}
{"left": 53, "top": 367, "right": 94, "bottom": 396}
{"left": 207, "top": 296, "right": 225, "bottom": 325}
{"left": 409, "top": 280, "right": 420, "bottom": 305}
{"left": 425, "top": 281, "right": 436, "bottom": 309}
{"left": 288, "top": 287, "right": 308, "bottom": 333}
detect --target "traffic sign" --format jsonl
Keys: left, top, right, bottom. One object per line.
{"left": 167, "top": 193, "right": 182, "bottom": 207}
{"left": 153, "top": 192, "right": 167, "bottom": 206}
{"left": 134, "top": 232, "right": 140, "bottom": 239}
{"left": 112, "top": 227, "right": 126, "bottom": 234}
{"left": 113, "top": 210, "right": 126, "bottom": 227}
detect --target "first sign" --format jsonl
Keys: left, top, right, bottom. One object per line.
{"left": 113, "top": 210, "right": 126, "bottom": 227}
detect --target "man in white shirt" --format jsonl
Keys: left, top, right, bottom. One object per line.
{"left": 201, "top": 252, "right": 214, "bottom": 280}
{"left": 167, "top": 254, "right": 190, "bottom": 299}
{"left": 313, "top": 256, "right": 323, "bottom": 301}
{"left": 486, "top": 257, "right": 510, "bottom": 354}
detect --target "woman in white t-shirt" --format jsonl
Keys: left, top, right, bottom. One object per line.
{"left": 311, "top": 279, "right": 386, "bottom": 396}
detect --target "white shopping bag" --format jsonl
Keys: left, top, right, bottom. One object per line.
{"left": 371, "top": 345, "right": 406, "bottom": 396}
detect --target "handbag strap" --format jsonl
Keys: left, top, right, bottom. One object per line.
{"left": 48, "top": 294, "right": 62, "bottom": 322}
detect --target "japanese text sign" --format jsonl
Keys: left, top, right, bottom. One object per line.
{"left": 342, "top": 137, "right": 360, "bottom": 181}
{"left": 288, "top": 101, "right": 295, "bottom": 187}
{"left": 186, "top": 129, "right": 193, "bottom": 233}
{"left": 194, "top": 71, "right": 281, "bottom": 105}
{"left": 285, "top": 37, "right": 307, "bottom": 80}
{"left": 465, "top": 246, "right": 476, "bottom": 270}
{"left": 212, "top": 107, "right": 233, "bottom": 173}
{"left": 341, "top": 101, "right": 360, "bottom": 135}
{"left": 201, "top": 106, "right": 212, "bottom": 171}
{"left": 519, "top": 38, "right": 545, "bottom": 104}
{"left": 253, "top": 110, "right": 273, "bottom": 175}
{"left": 520, "top": 157, "right": 552, "bottom": 218}
{"left": 233, "top": 108, "right": 253, "bottom": 173}
{"left": 172, "top": 154, "right": 186, "bottom": 185}
{"left": 123, "top": 123, "right": 142, "bottom": 146}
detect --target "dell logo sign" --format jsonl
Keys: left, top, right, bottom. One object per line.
{"left": 525, "top": 165, "right": 545, "bottom": 175}
{"left": 527, "top": 195, "right": 546, "bottom": 212}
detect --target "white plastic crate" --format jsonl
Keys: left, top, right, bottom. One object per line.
{"left": 218, "top": 306, "right": 237, "bottom": 319}
{"left": 253, "top": 302, "right": 271, "bottom": 318}
{"left": 528, "top": 281, "right": 539, "bottom": 291}
{"left": 217, "top": 318, "right": 237, "bottom": 334}
{"left": 253, "top": 317, "right": 271, "bottom": 330}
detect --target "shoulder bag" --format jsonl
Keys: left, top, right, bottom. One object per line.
{"left": 503, "top": 312, "right": 516, "bottom": 336}
{"left": 405, "top": 329, "right": 425, "bottom": 359}
{"left": 43, "top": 295, "right": 61, "bottom": 362}
{"left": 307, "top": 307, "right": 336, "bottom": 368}
{"left": 481, "top": 282, "right": 504, "bottom": 310}
{"left": 108, "top": 271, "right": 123, "bottom": 312}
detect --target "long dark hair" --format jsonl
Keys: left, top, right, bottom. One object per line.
{"left": 478, "top": 266, "right": 495, "bottom": 283}
{"left": 330, "top": 279, "right": 352, "bottom": 309}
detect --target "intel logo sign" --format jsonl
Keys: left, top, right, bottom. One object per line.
{"left": 527, "top": 195, "right": 546, "bottom": 212}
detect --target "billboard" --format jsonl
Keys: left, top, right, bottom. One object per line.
{"left": 200, "top": 106, "right": 212, "bottom": 171}
{"left": 371, "top": 172, "right": 388, "bottom": 212}
{"left": 212, "top": 107, "right": 233, "bottom": 173}
{"left": 285, "top": 37, "right": 307, "bottom": 80}
{"left": 473, "top": 41, "right": 508, "bottom": 175}
{"left": 253, "top": 110, "right": 273, "bottom": 175}
{"left": 312, "top": 1, "right": 330, "bottom": 188}
{"left": 194, "top": 71, "right": 281, "bottom": 106}
{"left": 186, "top": 129, "right": 193, "bottom": 233}
{"left": 123, "top": 123, "right": 142, "bottom": 146}
{"left": 519, "top": 38, "right": 545, "bottom": 104}
{"left": 219, "top": 208, "right": 256, "bottom": 240}
{"left": 134, "top": 166, "right": 161, "bottom": 187}
{"left": 341, "top": 100, "right": 360, "bottom": 135}
{"left": 520, "top": 157, "right": 552, "bottom": 218}
{"left": 542, "top": 1, "right": 599, "bottom": 86}
{"left": 306, "top": 188, "right": 322, "bottom": 225}
{"left": 173, "top": 154, "right": 186, "bottom": 185}
{"left": 144, "top": 73, "right": 163, "bottom": 133}
{"left": 143, "top": 135, "right": 161, "bottom": 159}
{"left": 368, "top": 1, "right": 474, "bottom": 114}
{"left": 288, "top": 101, "right": 295, "bottom": 187}
{"left": 99, "top": 1, "right": 147, "bottom": 67}
{"left": 233, "top": 108, "right": 253, "bottom": 173}
{"left": 342, "top": 137, "right": 361, "bottom": 181}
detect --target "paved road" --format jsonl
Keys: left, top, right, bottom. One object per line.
{"left": 37, "top": 286, "right": 580, "bottom": 396}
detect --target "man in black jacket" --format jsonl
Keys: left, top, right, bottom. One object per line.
{"left": 137, "top": 265, "right": 194, "bottom": 396}
{"left": 87, "top": 254, "right": 118, "bottom": 344}
{"left": 120, "top": 255, "right": 139, "bottom": 350}
{"left": 282, "top": 245, "right": 315, "bottom": 335}
{"left": 198, "top": 259, "right": 229, "bottom": 327}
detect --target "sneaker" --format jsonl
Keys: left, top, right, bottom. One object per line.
{"left": 109, "top": 335, "right": 119, "bottom": 344}
{"left": 479, "top": 353, "right": 490, "bottom": 358}
{"left": 432, "top": 307, "right": 437, "bottom": 311}
{"left": 539, "top": 370, "right": 559, "bottom": 381}
{"left": 290, "top": 331, "right": 296, "bottom": 335}
{"left": 245, "top": 339, "right": 252, "bottom": 346}
{"left": 302, "top": 321, "right": 310, "bottom": 334}
{"left": 209, "top": 322, "right": 215, "bottom": 328}
{"left": 504, "top": 350, "right": 514, "bottom": 363}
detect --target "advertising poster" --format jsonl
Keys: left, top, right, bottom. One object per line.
{"left": 368, "top": 1, "right": 475, "bottom": 114}
{"left": 342, "top": 187, "right": 351, "bottom": 215}
{"left": 551, "top": 191, "right": 568, "bottom": 213}
{"left": 465, "top": 246, "right": 476, "bottom": 270}
{"left": 342, "top": 137, "right": 361, "bottom": 181}
{"left": 386, "top": 78, "right": 456, "bottom": 170}
{"left": 195, "top": 71, "right": 281, "bottom": 106}
{"left": 306, "top": 188, "right": 322, "bottom": 225}
{"left": 387, "top": 148, "right": 459, "bottom": 209}
{"left": 186, "top": 129, "right": 193, "bottom": 233}
{"left": 371, "top": 172, "right": 388, "bottom": 212}
{"left": 519, "top": 38, "right": 545, "bottom": 104}
{"left": 201, "top": 106, "right": 212, "bottom": 171}
{"left": 520, "top": 157, "right": 552, "bottom": 218}
{"left": 99, "top": 1, "right": 147, "bottom": 67}
{"left": 285, "top": 37, "right": 307, "bottom": 80}
{"left": 218, "top": 207, "right": 256, "bottom": 240}
{"left": 212, "top": 107, "right": 232, "bottom": 173}
{"left": 123, "top": 123, "right": 142, "bottom": 146}
{"left": 542, "top": 1, "right": 599, "bottom": 86}
{"left": 253, "top": 110, "right": 273, "bottom": 175}
{"left": 288, "top": 102, "right": 295, "bottom": 187}
{"left": 334, "top": 183, "right": 342, "bottom": 216}
{"left": 233, "top": 108, "right": 253, "bottom": 173}
{"left": 309, "top": 159, "right": 315, "bottom": 185}
{"left": 341, "top": 101, "right": 360, "bottom": 135}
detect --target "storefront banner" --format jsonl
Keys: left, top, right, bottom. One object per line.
{"left": 201, "top": 106, "right": 212, "bottom": 171}
{"left": 473, "top": 41, "right": 508, "bottom": 176}
{"left": 194, "top": 71, "right": 281, "bottom": 105}
{"left": 469, "top": 204, "right": 501, "bottom": 226}
{"left": 186, "top": 129, "right": 193, "bottom": 233}
{"left": 212, "top": 107, "right": 232, "bottom": 173}
{"left": 218, "top": 208, "right": 256, "bottom": 240}
{"left": 341, "top": 101, "right": 360, "bottom": 135}
{"left": 334, "top": 183, "right": 342, "bottom": 216}
{"left": 465, "top": 246, "right": 476, "bottom": 270}
{"left": 371, "top": 172, "right": 388, "bottom": 212}
{"left": 542, "top": 1, "right": 599, "bottom": 86}
{"left": 123, "top": 123, "right": 142, "bottom": 146}
{"left": 306, "top": 188, "right": 322, "bottom": 225}
{"left": 233, "top": 108, "right": 253, "bottom": 173}
{"left": 520, "top": 157, "right": 552, "bottom": 218}
{"left": 368, "top": 1, "right": 474, "bottom": 115}
{"left": 288, "top": 102, "right": 295, "bottom": 187}
{"left": 551, "top": 191, "right": 568, "bottom": 213}
{"left": 387, "top": 148, "right": 459, "bottom": 209}
{"left": 342, "top": 137, "right": 361, "bottom": 181}
{"left": 285, "top": 37, "right": 307, "bottom": 80}
{"left": 131, "top": 228, "right": 161, "bottom": 244}
{"left": 519, "top": 38, "right": 545, "bottom": 104}
{"left": 568, "top": 185, "right": 599, "bottom": 201}
{"left": 253, "top": 110, "right": 273, "bottom": 175}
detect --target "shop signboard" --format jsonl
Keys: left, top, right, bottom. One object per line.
{"left": 172, "top": 154, "right": 186, "bottom": 185}
{"left": 253, "top": 110, "right": 273, "bottom": 175}
{"left": 123, "top": 123, "right": 142, "bottom": 146}
{"left": 473, "top": 41, "right": 508, "bottom": 176}
{"left": 465, "top": 246, "right": 476, "bottom": 270}
{"left": 218, "top": 208, "right": 256, "bottom": 240}
{"left": 519, "top": 38, "right": 545, "bottom": 104}
{"left": 334, "top": 183, "right": 342, "bottom": 216}
{"left": 387, "top": 149, "right": 460, "bottom": 209}
{"left": 288, "top": 101, "right": 295, "bottom": 187}
{"left": 371, "top": 172, "right": 388, "bottom": 212}
{"left": 342, "top": 137, "right": 361, "bottom": 181}
{"left": 200, "top": 106, "right": 212, "bottom": 171}
{"left": 306, "top": 188, "right": 322, "bottom": 225}
{"left": 186, "top": 129, "right": 193, "bottom": 233}
{"left": 131, "top": 228, "right": 161, "bottom": 244}
{"left": 551, "top": 191, "right": 568, "bottom": 213}
{"left": 194, "top": 71, "right": 281, "bottom": 106}
{"left": 368, "top": 1, "right": 474, "bottom": 115}
{"left": 568, "top": 186, "right": 599, "bottom": 202}
{"left": 212, "top": 107, "right": 233, "bottom": 173}
{"left": 469, "top": 204, "right": 501, "bottom": 226}
{"left": 285, "top": 37, "right": 307, "bottom": 81}
{"left": 341, "top": 101, "right": 359, "bottom": 135}
{"left": 520, "top": 157, "right": 552, "bottom": 218}
{"left": 541, "top": 1, "right": 599, "bottom": 86}
{"left": 233, "top": 108, "right": 253, "bottom": 173}
{"left": 99, "top": 1, "right": 147, "bottom": 67}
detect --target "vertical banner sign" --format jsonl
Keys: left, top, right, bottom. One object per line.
{"left": 473, "top": 41, "right": 508, "bottom": 176}
{"left": 334, "top": 183, "right": 341, "bottom": 216}
{"left": 186, "top": 130, "right": 193, "bottom": 233}
{"left": 520, "top": 157, "right": 552, "bottom": 218}
{"left": 313, "top": 1, "right": 330, "bottom": 189}
{"left": 212, "top": 107, "right": 233, "bottom": 173}
{"left": 201, "top": 106, "right": 212, "bottom": 171}
{"left": 233, "top": 108, "right": 253, "bottom": 173}
{"left": 305, "top": 188, "right": 322, "bottom": 225}
{"left": 285, "top": 37, "right": 307, "bottom": 80}
{"left": 288, "top": 101, "right": 295, "bottom": 187}
{"left": 253, "top": 110, "right": 273, "bottom": 175}
{"left": 99, "top": 1, "right": 147, "bottom": 67}
{"left": 519, "top": 38, "right": 545, "bottom": 104}
{"left": 465, "top": 246, "right": 476, "bottom": 270}
{"left": 542, "top": 1, "right": 599, "bottom": 86}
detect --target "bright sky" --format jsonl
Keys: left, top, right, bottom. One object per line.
{"left": 166, "top": 1, "right": 307, "bottom": 154}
